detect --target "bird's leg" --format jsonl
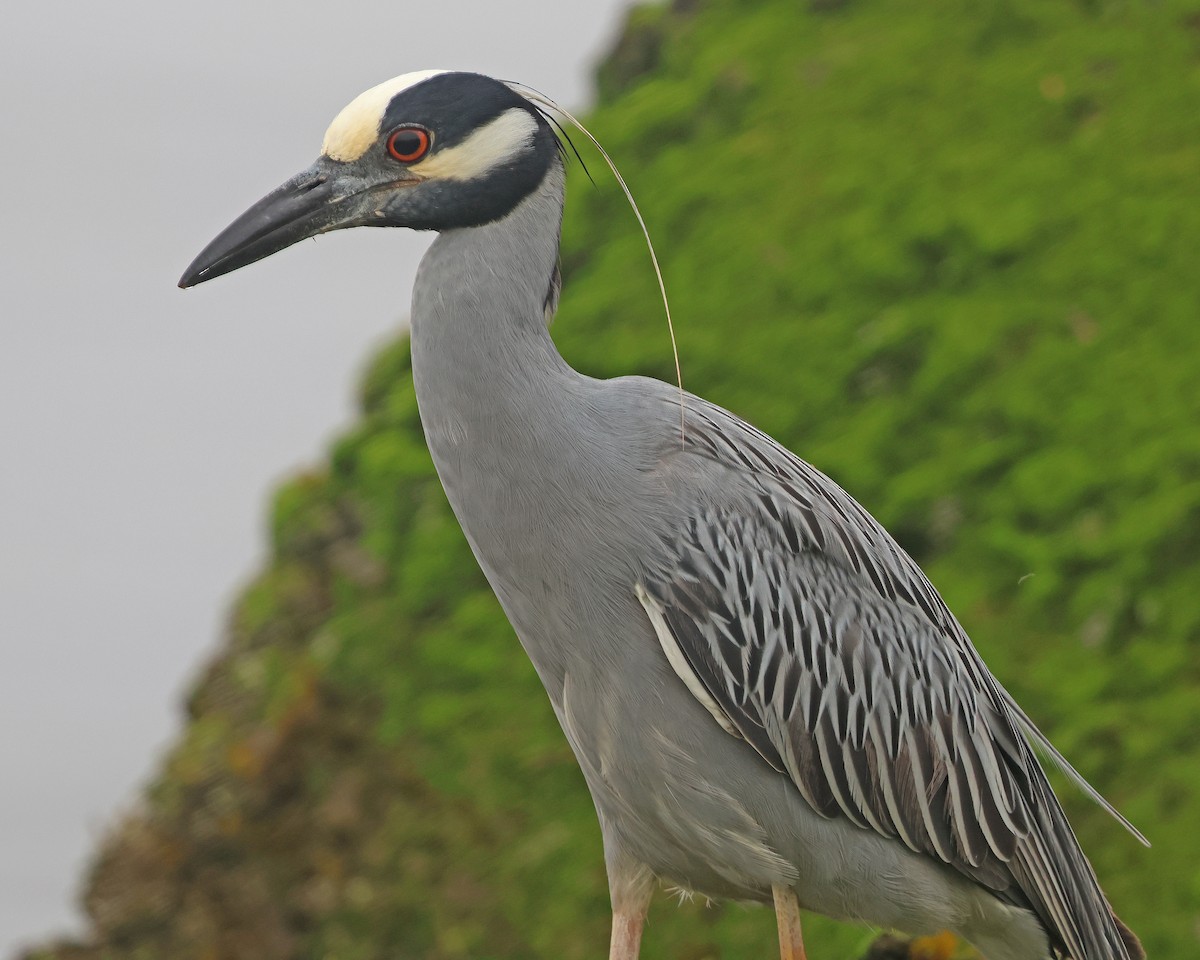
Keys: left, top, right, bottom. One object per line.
{"left": 609, "top": 909, "right": 647, "bottom": 960}
{"left": 772, "top": 884, "right": 808, "bottom": 960}
{"left": 605, "top": 844, "right": 654, "bottom": 960}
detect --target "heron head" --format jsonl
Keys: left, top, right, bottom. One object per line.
{"left": 179, "top": 71, "right": 560, "bottom": 288}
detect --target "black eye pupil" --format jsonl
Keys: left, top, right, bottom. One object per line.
{"left": 391, "top": 131, "right": 423, "bottom": 158}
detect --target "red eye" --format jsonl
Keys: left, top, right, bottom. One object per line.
{"left": 387, "top": 126, "right": 431, "bottom": 162}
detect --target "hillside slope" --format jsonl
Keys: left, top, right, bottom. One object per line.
{"left": 25, "top": 0, "right": 1200, "bottom": 957}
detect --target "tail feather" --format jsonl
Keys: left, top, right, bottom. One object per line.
{"left": 1009, "top": 769, "right": 1138, "bottom": 960}
{"left": 1112, "top": 913, "right": 1145, "bottom": 960}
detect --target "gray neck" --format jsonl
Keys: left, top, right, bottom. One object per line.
{"left": 408, "top": 160, "right": 578, "bottom": 500}
{"left": 406, "top": 160, "right": 648, "bottom": 688}
{"left": 411, "top": 160, "right": 567, "bottom": 387}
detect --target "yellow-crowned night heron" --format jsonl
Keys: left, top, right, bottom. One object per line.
{"left": 180, "top": 71, "right": 1146, "bottom": 960}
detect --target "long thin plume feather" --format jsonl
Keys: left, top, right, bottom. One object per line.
{"left": 507, "top": 81, "right": 686, "bottom": 443}
{"left": 534, "top": 105, "right": 594, "bottom": 185}
{"left": 1001, "top": 691, "right": 1150, "bottom": 847}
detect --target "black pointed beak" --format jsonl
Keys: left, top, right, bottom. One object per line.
{"left": 179, "top": 162, "right": 345, "bottom": 288}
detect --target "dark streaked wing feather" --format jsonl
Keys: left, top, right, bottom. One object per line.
{"left": 639, "top": 395, "right": 1136, "bottom": 960}
{"left": 643, "top": 512, "right": 1021, "bottom": 878}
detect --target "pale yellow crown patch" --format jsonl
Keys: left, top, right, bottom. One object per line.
{"left": 322, "top": 70, "right": 449, "bottom": 162}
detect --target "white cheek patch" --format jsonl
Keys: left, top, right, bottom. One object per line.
{"left": 411, "top": 108, "right": 538, "bottom": 181}
{"left": 322, "top": 70, "right": 449, "bottom": 162}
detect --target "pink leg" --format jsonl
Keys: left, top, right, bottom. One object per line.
{"left": 606, "top": 846, "right": 653, "bottom": 960}
{"left": 772, "top": 884, "right": 809, "bottom": 960}
{"left": 609, "top": 909, "right": 647, "bottom": 960}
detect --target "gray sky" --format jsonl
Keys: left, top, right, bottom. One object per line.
{"left": 0, "top": 2, "right": 630, "bottom": 953}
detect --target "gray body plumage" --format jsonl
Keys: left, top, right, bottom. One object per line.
{"left": 410, "top": 163, "right": 1126, "bottom": 960}
{"left": 181, "top": 71, "right": 1141, "bottom": 960}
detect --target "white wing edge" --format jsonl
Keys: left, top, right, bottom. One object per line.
{"left": 635, "top": 583, "right": 743, "bottom": 739}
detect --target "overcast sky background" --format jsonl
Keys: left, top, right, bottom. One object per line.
{"left": 0, "top": 2, "right": 631, "bottom": 953}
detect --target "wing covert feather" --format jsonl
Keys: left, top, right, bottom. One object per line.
{"left": 634, "top": 394, "right": 1139, "bottom": 960}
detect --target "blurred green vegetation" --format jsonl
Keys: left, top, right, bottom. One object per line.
{"left": 26, "top": 0, "right": 1200, "bottom": 958}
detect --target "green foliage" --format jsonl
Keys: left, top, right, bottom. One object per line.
{"left": 556, "top": 3, "right": 1200, "bottom": 954}
{"left": 31, "top": 1, "right": 1200, "bottom": 958}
